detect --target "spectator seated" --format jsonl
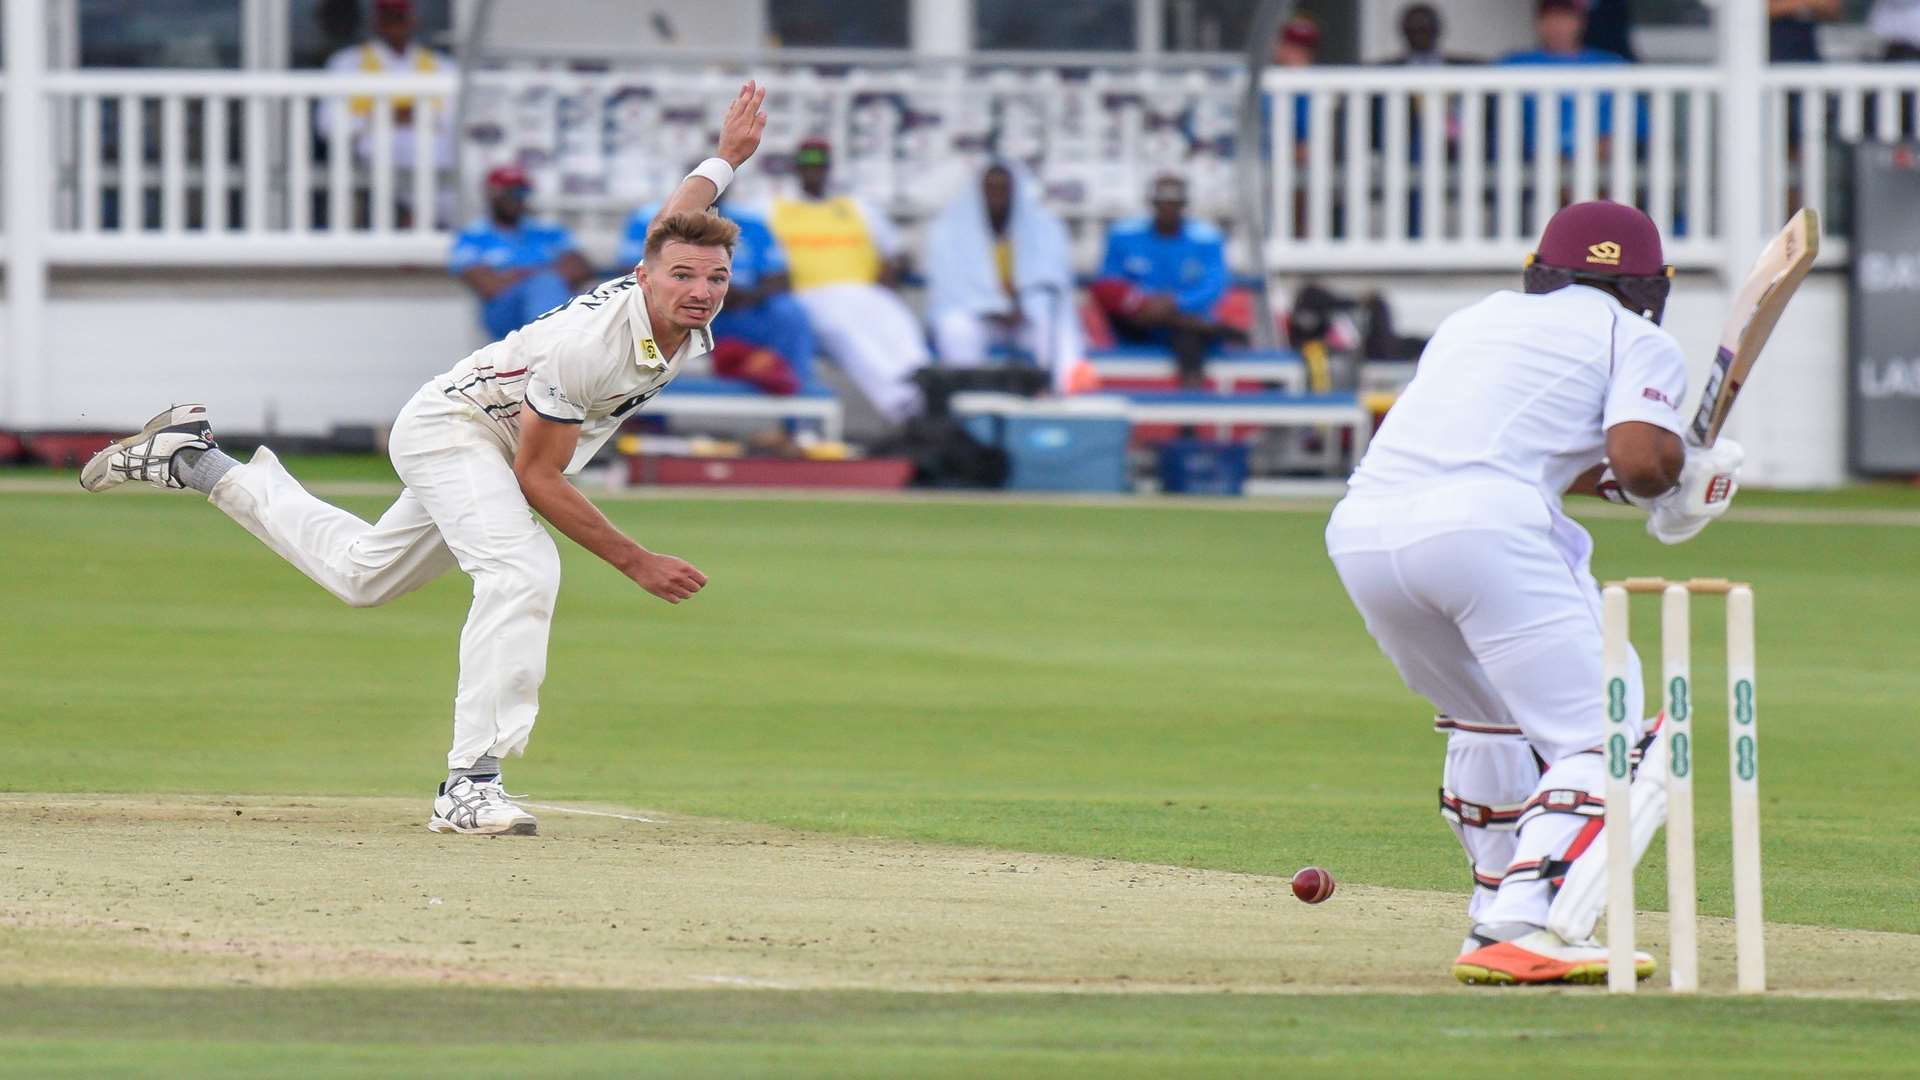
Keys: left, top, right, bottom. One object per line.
{"left": 450, "top": 166, "right": 595, "bottom": 341}
{"left": 925, "top": 161, "right": 1094, "bottom": 394}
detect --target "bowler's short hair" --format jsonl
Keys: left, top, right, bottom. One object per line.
{"left": 643, "top": 210, "right": 740, "bottom": 262}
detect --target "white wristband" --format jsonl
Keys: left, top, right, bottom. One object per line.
{"left": 688, "top": 157, "right": 735, "bottom": 201}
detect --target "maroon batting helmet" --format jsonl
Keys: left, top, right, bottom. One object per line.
{"left": 1524, "top": 200, "right": 1675, "bottom": 323}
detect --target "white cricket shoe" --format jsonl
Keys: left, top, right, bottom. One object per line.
{"left": 427, "top": 777, "right": 539, "bottom": 836}
{"left": 79, "top": 404, "right": 217, "bottom": 492}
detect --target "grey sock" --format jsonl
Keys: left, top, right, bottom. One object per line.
{"left": 176, "top": 447, "right": 238, "bottom": 495}
{"left": 449, "top": 755, "right": 502, "bottom": 786}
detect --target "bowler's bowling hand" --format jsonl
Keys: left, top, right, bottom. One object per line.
{"left": 628, "top": 552, "right": 709, "bottom": 604}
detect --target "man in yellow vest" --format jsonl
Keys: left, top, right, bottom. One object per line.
{"left": 320, "top": 0, "right": 454, "bottom": 174}
{"left": 769, "top": 138, "right": 931, "bottom": 423}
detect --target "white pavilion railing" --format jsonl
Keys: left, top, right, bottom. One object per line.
{"left": 13, "top": 63, "right": 1913, "bottom": 270}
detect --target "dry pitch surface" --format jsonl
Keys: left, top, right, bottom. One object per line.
{"left": 3, "top": 794, "right": 1913, "bottom": 998}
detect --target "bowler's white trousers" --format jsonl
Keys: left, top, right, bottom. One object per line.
{"left": 1327, "top": 479, "right": 1645, "bottom": 928}
{"left": 208, "top": 386, "right": 560, "bottom": 769}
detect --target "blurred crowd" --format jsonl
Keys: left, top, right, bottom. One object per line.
{"left": 361, "top": 0, "right": 1918, "bottom": 428}
{"left": 1275, "top": 0, "right": 1920, "bottom": 68}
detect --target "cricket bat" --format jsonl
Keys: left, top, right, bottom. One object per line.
{"left": 1687, "top": 207, "right": 1820, "bottom": 447}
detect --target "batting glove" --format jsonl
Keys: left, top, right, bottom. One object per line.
{"left": 1646, "top": 438, "right": 1744, "bottom": 545}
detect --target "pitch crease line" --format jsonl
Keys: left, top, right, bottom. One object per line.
{"left": 520, "top": 802, "right": 663, "bottom": 824}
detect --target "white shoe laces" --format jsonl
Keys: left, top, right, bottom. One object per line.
{"left": 471, "top": 779, "right": 530, "bottom": 803}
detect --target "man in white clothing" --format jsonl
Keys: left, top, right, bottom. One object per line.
{"left": 1324, "top": 201, "right": 1744, "bottom": 985}
{"left": 925, "top": 161, "right": 1093, "bottom": 395}
{"left": 80, "top": 83, "right": 771, "bottom": 837}
{"left": 319, "top": 0, "right": 455, "bottom": 173}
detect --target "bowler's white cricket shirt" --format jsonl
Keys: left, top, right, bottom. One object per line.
{"left": 431, "top": 273, "right": 714, "bottom": 473}
{"left": 1336, "top": 284, "right": 1687, "bottom": 563}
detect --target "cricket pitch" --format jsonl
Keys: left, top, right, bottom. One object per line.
{"left": 2, "top": 794, "right": 1913, "bottom": 998}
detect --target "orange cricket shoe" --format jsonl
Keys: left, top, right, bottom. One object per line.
{"left": 1454, "top": 927, "right": 1655, "bottom": 986}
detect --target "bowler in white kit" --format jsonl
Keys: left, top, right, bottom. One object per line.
{"left": 1325, "top": 201, "right": 1745, "bottom": 985}
{"left": 80, "top": 84, "right": 771, "bottom": 837}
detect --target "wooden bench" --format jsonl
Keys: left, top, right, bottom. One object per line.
{"left": 651, "top": 376, "right": 844, "bottom": 441}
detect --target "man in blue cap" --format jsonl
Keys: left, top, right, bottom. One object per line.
{"left": 450, "top": 166, "right": 596, "bottom": 341}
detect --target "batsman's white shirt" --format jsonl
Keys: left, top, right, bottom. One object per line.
{"left": 1338, "top": 284, "right": 1687, "bottom": 567}
{"left": 430, "top": 272, "right": 714, "bottom": 472}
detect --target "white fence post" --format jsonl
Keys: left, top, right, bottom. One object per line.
{"left": 4, "top": 0, "right": 51, "bottom": 429}
{"left": 1719, "top": 1, "right": 1767, "bottom": 284}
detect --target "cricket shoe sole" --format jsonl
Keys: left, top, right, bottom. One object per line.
{"left": 426, "top": 815, "right": 539, "bottom": 836}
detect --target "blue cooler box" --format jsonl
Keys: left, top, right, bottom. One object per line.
{"left": 1157, "top": 439, "right": 1250, "bottom": 495}
{"left": 963, "top": 411, "right": 1131, "bottom": 492}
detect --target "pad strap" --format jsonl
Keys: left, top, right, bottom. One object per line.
{"left": 1505, "top": 815, "right": 1606, "bottom": 890}
{"left": 1504, "top": 789, "right": 1607, "bottom": 889}
{"left": 1502, "top": 858, "right": 1565, "bottom": 885}
{"left": 1512, "top": 788, "right": 1606, "bottom": 831}
{"left": 1438, "top": 787, "right": 1526, "bottom": 831}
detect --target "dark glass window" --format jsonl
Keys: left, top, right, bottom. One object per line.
{"left": 79, "top": 0, "right": 241, "bottom": 68}
{"left": 768, "top": 0, "right": 911, "bottom": 49}
{"left": 975, "top": 0, "right": 1136, "bottom": 51}
{"left": 291, "top": 0, "right": 456, "bottom": 69}
{"left": 1631, "top": 0, "right": 1712, "bottom": 26}
{"left": 1163, "top": 0, "right": 1260, "bottom": 52}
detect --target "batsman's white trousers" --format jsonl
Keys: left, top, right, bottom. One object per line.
{"left": 792, "top": 282, "right": 930, "bottom": 423}
{"left": 209, "top": 387, "right": 560, "bottom": 769}
{"left": 1327, "top": 479, "right": 1645, "bottom": 928}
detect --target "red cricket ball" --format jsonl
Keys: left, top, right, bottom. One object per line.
{"left": 1291, "top": 866, "right": 1336, "bottom": 904}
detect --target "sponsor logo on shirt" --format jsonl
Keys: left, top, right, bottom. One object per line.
{"left": 640, "top": 338, "right": 660, "bottom": 361}
{"left": 1587, "top": 241, "right": 1622, "bottom": 266}
{"left": 1642, "top": 386, "right": 1675, "bottom": 407}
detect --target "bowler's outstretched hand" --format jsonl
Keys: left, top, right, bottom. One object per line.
{"left": 718, "top": 81, "right": 768, "bottom": 168}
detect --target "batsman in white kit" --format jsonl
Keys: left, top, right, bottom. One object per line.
{"left": 79, "top": 84, "right": 771, "bottom": 837}
{"left": 1325, "top": 201, "right": 1745, "bottom": 985}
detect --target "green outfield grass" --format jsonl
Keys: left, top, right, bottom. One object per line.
{"left": 2, "top": 988, "right": 1915, "bottom": 1079}
{"left": 3, "top": 478, "right": 1918, "bottom": 1073}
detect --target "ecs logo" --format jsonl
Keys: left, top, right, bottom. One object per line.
{"left": 1587, "top": 241, "right": 1622, "bottom": 266}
